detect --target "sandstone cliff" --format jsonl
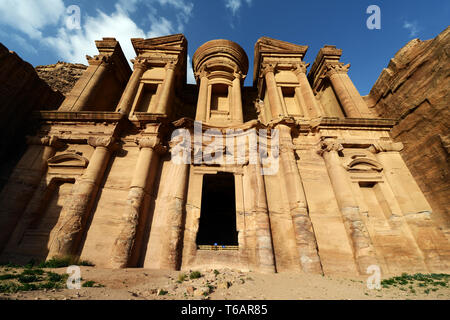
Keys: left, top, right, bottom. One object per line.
{"left": 366, "top": 26, "right": 450, "bottom": 231}
{"left": 0, "top": 43, "right": 64, "bottom": 190}
{"left": 35, "top": 62, "right": 87, "bottom": 95}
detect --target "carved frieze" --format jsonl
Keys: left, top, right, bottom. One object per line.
{"left": 317, "top": 140, "right": 344, "bottom": 156}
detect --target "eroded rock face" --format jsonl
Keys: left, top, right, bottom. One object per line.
{"left": 0, "top": 43, "right": 64, "bottom": 190}
{"left": 366, "top": 26, "right": 450, "bottom": 231}
{"left": 35, "top": 62, "right": 87, "bottom": 95}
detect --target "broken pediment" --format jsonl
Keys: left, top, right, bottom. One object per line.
{"left": 345, "top": 158, "right": 383, "bottom": 172}
{"left": 256, "top": 37, "right": 309, "bottom": 54}
{"left": 47, "top": 153, "right": 89, "bottom": 168}
{"left": 131, "top": 34, "right": 187, "bottom": 55}
{"left": 253, "top": 37, "right": 308, "bottom": 85}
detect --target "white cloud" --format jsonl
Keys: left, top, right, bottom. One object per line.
{"left": 12, "top": 34, "right": 38, "bottom": 55}
{"left": 44, "top": 6, "right": 148, "bottom": 64}
{"left": 224, "top": 0, "right": 252, "bottom": 16}
{"left": 0, "top": 0, "right": 195, "bottom": 81}
{"left": 147, "top": 16, "right": 175, "bottom": 38}
{"left": 403, "top": 20, "right": 420, "bottom": 37}
{"left": 0, "top": 0, "right": 65, "bottom": 39}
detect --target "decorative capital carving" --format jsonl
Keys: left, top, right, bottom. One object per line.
{"left": 88, "top": 136, "right": 117, "bottom": 150}
{"left": 368, "top": 141, "right": 404, "bottom": 153}
{"left": 131, "top": 57, "right": 148, "bottom": 70}
{"left": 136, "top": 137, "right": 167, "bottom": 154}
{"left": 233, "top": 70, "right": 243, "bottom": 80}
{"left": 317, "top": 140, "right": 344, "bottom": 156}
{"left": 26, "top": 136, "right": 65, "bottom": 149}
{"left": 260, "top": 63, "right": 277, "bottom": 78}
{"left": 294, "top": 62, "right": 310, "bottom": 75}
{"left": 194, "top": 66, "right": 210, "bottom": 81}
{"left": 324, "top": 63, "right": 350, "bottom": 78}
{"left": 164, "top": 60, "right": 177, "bottom": 71}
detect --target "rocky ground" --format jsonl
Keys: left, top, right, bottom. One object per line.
{"left": 0, "top": 266, "right": 449, "bottom": 300}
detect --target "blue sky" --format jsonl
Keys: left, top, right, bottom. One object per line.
{"left": 0, "top": 0, "right": 449, "bottom": 94}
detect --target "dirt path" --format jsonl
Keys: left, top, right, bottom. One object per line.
{"left": 0, "top": 267, "right": 449, "bottom": 300}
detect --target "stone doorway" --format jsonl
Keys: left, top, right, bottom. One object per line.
{"left": 196, "top": 172, "right": 238, "bottom": 247}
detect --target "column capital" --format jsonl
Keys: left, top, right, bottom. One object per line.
{"left": 194, "top": 67, "right": 210, "bottom": 81}
{"left": 368, "top": 141, "right": 404, "bottom": 153}
{"left": 164, "top": 60, "right": 177, "bottom": 71}
{"left": 136, "top": 136, "right": 167, "bottom": 154}
{"left": 233, "top": 70, "right": 245, "bottom": 80}
{"left": 260, "top": 63, "right": 277, "bottom": 78}
{"left": 131, "top": 57, "right": 149, "bottom": 71}
{"left": 317, "top": 140, "right": 344, "bottom": 156}
{"left": 26, "top": 135, "right": 65, "bottom": 149}
{"left": 324, "top": 63, "right": 350, "bottom": 78}
{"left": 293, "top": 62, "right": 310, "bottom": 75}
{"left": 88, "top": 136, "right": 118, "bottom": 150}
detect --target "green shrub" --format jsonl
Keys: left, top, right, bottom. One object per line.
{"left": 189, "top": 271, "right": 202, "bottom": 279}
{"left": 0, "top": 282, "right": 20, "bottom": 293}
{"left": 46, "top": 272, "right": 63, "bottom": 282}
{"left": 18, "top": 274, "right": 38, "bottom": 283}
{"left": 38, "top": 256, "right": 95, "bottom": 268}
{"left": 158, "top": 289, "right": 168, "bottom": 296}
{"left": 0, "top": 274, "right": 17, "bottom": 280}
{"left": 82, "top": 281, "right": 97, "bottom": 288}
{"left": 21, "top": 269, "right": 44, "bottom": 276}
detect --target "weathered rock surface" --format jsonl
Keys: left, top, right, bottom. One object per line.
{"left": 35, "top": 62, "right": 87, "bottom": 95}
{"left": 366, "top": 26, "right": 450, "bottom": 232}
{"left": 0, "top": 43, "right": 64, "bottom": 190}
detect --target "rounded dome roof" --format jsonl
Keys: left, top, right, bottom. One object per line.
{"left": 192, "top": 39, "right": 249, "bottom": 75}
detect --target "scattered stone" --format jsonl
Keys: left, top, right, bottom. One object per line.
{"left": 186, "top": 286, "right": 195, "bottom": 295}
{"left": 194, "top": 286, "right": 210, "bottom": 297}
{"left": 218, "top": 281, "right": 232, "bottom": 289}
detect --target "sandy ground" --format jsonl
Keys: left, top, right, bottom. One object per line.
{"left": 0, "top": 267, "right": 449, "bottom": 300}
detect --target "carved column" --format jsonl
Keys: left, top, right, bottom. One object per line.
{"left": 47, "top": 137, "right": 116, "bottom": 259}
{"left": 110, "top": 137, "right": 163, "bottom": 268}
{"left": 232, "top": 71, "right": 244, "bottom": 123}
{"left": 253, "top": 152, "right": 277, "bottom": 273}
{"left": 116, "top": 58, "right": 147, "bottom": 114}
{"left": 0, "top": 136, "right": 63, "bottom": 253}
{"left": 195, "top": 69, "right": 209, "bottom": 122}
{"left": 294, "top": 63, "right": 324, "bottom": 118}
{"left": 278, "top": 125, "right": 323, "bottom": 274}
{"left": 262, "top": 64, "right": 284, "bottom": 119}
{"left": 160, "top": 151, "right": 190, "bottom": 270}
{"left": 325, "top": 63, "right": 371, "bottom": 118}
{"left": 318, "top": 140, "right": 378, "bottom": 274}
{"left": 155, "top": 61, "right": 177, "bottom": 114}
{"left": 71, "top": 56, "right": 110, "bottom": 111}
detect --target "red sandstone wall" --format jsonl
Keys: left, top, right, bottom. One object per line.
{"left": 0, "top": 43, "right": 64, "bottom": 190}
{"left": 366, "top": 26, "right": 450, "bottom": 232}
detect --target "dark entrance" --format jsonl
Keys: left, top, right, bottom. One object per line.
{"left": 196, "top": 172, "right": 238, "bottom": 246}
